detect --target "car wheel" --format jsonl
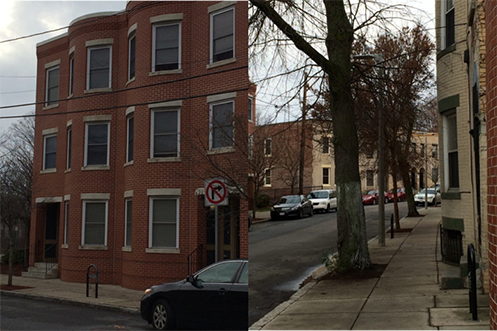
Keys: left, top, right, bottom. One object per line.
{"left": 298, "top": 209, "right": 303, "bottom": 219}
{"left": 309, "top": 208, "right": 313, "bottom": 217}
{"left": 326, "top": 204, "right": 330, "bottom": 213}
{"left": 384, "top": 197, "right": 389, "bottom": 204}
{"left": 372, "top": 199, "right": 377, "bottom": 205}
{"left": 152, "top": 299, "right": 175, "bottom": 330}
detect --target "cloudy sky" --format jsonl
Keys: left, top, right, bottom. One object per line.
{"left": 0, "top": 0, "right": 435, "bottom": 134}
{"left": 0, "top": 1, "right": 127, "bottom": 133}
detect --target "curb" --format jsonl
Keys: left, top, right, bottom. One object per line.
{"left": 0, "top": 290, "right": 140, "bottom": 315}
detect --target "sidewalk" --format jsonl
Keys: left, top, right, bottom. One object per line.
{"left": 0, "top": 273, "right": 143, "bottom": 314}
{"left": 250, "top": 207, "right": 490, "bottom": 330}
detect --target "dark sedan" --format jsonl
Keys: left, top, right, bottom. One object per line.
{"left": 140, "top": 260, "right": 248, "bottom": 330}
{"left": 270, "top": 195, "right": 313, "bottom": 220}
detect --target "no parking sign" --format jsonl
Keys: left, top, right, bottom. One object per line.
{"left": 204, "top": 178, "right": 228, "bottom": 206}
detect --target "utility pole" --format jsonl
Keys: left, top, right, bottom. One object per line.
{"left": 299, "top": 72, "right": 307, "bottom": 195}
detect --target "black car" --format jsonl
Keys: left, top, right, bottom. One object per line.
{"left": 270, "top": 195, "right": 313, "bottom": 220}
{"left": 140, "top": 259, "right": 248, "bottom": 330}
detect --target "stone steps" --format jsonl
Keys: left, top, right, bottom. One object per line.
{"left": 22, "top": 263, "right": 58, "bottom": 279}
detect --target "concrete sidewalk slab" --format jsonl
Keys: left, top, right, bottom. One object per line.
{"left": 261, "top": 313, "right": 358, "bottom": 330}
{"left": 353, "top": 311, "right": 436, "bottom": 330}
{"left": 361, "top": 295, "right": 434, "bottom": 312}
{"left": 430, "top": 307, "right": 489, "bottom": 328}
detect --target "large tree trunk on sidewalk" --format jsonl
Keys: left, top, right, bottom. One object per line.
{"left": 325, "top": 1, "right": 370, "bottom": 270}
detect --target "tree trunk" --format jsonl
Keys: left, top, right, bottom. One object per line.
{"left": 7, "top": 228, "right": 15, "bottom": 286}
{"left": 325, "top": 1, "right": 371, "bottom": 270}
{"left": 399, "top": 161, "right": 419, "bottom": 217}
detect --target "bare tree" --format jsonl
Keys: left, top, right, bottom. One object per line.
{"left": 0, "top": 116, "right": 35, "bottom": 285}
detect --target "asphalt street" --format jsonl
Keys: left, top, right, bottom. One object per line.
{"left": 248, "top": 201, "right": 409, "bottom": 326}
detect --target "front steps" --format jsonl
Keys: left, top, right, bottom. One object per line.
{"left": 22, "top": 262, "right": 58, "bottom": 279}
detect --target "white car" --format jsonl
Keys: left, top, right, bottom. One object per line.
{"left": 414, "top": 188, "right": 441, "bottom": 206}
{"left": 307, "top": 189, "right": 337, "bottom": 213}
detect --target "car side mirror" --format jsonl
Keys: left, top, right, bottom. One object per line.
{"left": 187, "top": 275, "right": 204, "bottom": 289}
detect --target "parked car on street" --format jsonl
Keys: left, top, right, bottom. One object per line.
{"left": 307, "top": 189, "right": 337, "bottom": 213}
{"left": 270, "top": 195, "right": 313, "bottom": 220}
{"left": 362, "top": 190, "right": 389, "bottom": 205}
{"left": 140, "top": 259, "right": 248, "bottom": 330}
{"left": 387, "top": 188, "right": 407, "bottom": 202}
{"left": 414, "top": 188, "right": 441, "bottom": 206}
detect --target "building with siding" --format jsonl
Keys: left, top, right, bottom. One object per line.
{"left": 28, "top": 1, "right": 250, "bottom": 290}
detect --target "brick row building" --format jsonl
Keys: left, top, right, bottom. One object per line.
{"left": 29, "top": 1, "right": 252, "bottom": 290}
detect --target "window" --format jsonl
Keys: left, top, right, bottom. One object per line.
{"left": 69, "top": 55, "right": 74, "bottom": 95}
{"left": 82, "top": 201, "right": 107, "bottom": 245}
{"left": 210, "top": 101, "right": 234, "bottom": 149}
{"left": 153, "top": 23, "right": 180, "bottom": 71}
{"left": 444, "top": 0, "right": 455, "bottom": 48}
{"left": 150, "top": 197, "right": 178, "bottom": 248}
{"left": 129, "top": 33, "right": 136, "bottom": 80}
{"left": 446, "top": 112, "right": 459, "bottom": 188}
{"left": 85, "top": 122, "right": 109, "bottom": 166}
{"left": 432, "top": 144, "right": 438, "bottom": 159}
{"left": 420, "top": 143, "right": 425, "bottom": 156}
{"left": 125, "top": 199, "right": 132, "bottom": 247}
{"left": 43, "top": 134, "right": 57, "bottom": 170}
{"left": 248, "top": 135, "right": 253, "bottom": 159}
{"left": 366, "top": 170, "right": 374, "bottom": 187}
{"left": 238, "top": 263, "right": 248, "bottom": 284}
{"left": 264, "top": 168, "right": 271, "bottom": 186}
{"left": 322, "top": 137, "right": 330, "bottom": 154}
{"left": 211, "top": 7, "right": 234, "bottom": 63}
{"left": 67, "top": 127, "right": 72, "bottom": 170}
{"left": 196, "top": 261, "right": 242, "bottom": 283}
{"left": 127, "top": 116, "right": 134, "bottom": 162}
{"left": 46, "top": 66, "right": 59, "bottom": 106}
{"left": 411, "top": 143, "right": 417, "bottom": 154}
{"left": 323, "top": 167, "right": 330, "bottom": 185}
{"left": 248, "top": 98, "right": 253, "bottom": 122}
{"left": 152, "top": 109, "right": 179, "bottom": 158}
{"left": 64, "top": 202, "right": 69, "bottom": 245}
{"left": 88, "top": 46, "right": 111, "bottom": 89}
{"left": 264, "top": 138, "right": 272, "bottom": 156}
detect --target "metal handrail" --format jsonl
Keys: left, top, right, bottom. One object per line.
{"left": 187, "top": 244, "right": 204, "bottom": 275}
{"left": 44, "top": 243, "right": 57, "bottom": 275}
{"left": 468, "top": 243, "right": 478, "bottom": 321}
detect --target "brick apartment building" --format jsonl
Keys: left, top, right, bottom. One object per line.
{"left": 28, "top": 1, "right": 251, "bottom": 290}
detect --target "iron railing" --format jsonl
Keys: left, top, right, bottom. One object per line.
{"left": 187, "top": 244, "right": 205, "bottom": 275}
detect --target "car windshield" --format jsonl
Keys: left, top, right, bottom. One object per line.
{"left": 419, "top": 189, "right": 436, "bottom": 195}
{"left": 367, "top": 190, "right": 376, "bottom": 195}
{"left": 309, "top": 191, "right": 328, "bottom": 199}
{"left": 196, "top": 262, "right": 242, "bottom": 284}
{"left": 278, "top": 196, "right": 300, "bottom": 204}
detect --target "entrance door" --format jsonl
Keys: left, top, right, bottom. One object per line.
{"left": 44, "top": 204, "right": 59, "bottom": 262}
{"left": 205, "top": 198, "right": 240, "bottom": 265}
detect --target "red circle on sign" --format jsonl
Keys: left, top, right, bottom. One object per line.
{"left": 206, "top": 180, "right": 227, "bottom": 204}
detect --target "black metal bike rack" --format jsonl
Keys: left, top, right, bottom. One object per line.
{"left": 467, "top": 244, "right": 478, "bottom": 321}
{"left": 86, "top": 264, "right": 99, "bottom": 298}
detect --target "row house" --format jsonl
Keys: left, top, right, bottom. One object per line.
{"left": 254, "top": 119, "right": 438, "bottom": 204}
{"left": 28, "top": 1, "right": 251, "bottom": 290}
{"left": 436, "top": 0, "right": 489, "bottom": 295}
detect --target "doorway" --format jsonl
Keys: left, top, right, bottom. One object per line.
{"left": 43, "top": 203, "right": 59, "bottom": 262}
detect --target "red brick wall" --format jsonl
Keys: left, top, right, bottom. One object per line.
{"left": 487, "top": 1, "right": 497, "bottom": 327}
{"left": 32, "top": 1, "right": 249, "bottom": 290}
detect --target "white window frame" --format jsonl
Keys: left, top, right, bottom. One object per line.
{"left": 125, "top": 198, "right": 132, "bottom": 247}
{"left": 248, "top": 134, "right": 253, "bottom": 159}
{"left": 152, "top": 22, "right": 181, "bottom": 72}
{"left": 322, "top": 136, "right": 330, "bottom": 154}
{"left": 264, "top": 168, "right": 272, "bottom": 187}
{"left": 444, "top": 111, "right": 459, "bottom": 189}
{"left": 84, "top": 122, "right": 110, "bottom": 166}
{"left": 128, "top": 32, "right": 136, "bottom": 81}
{"left": 151, "top": 109, "right": 180, "bottom": 158}
{"left": 69, "top": 55, "right": 74, "bottom": 96}
{"left": 148, "top": 196, "right": 179, "bottom": 249}
{"left": 366, "top": 170, "right": 374, "bottom": 187}
{"left": 64, "top": 202, "right": 70, "bottom": 245}
{"left": 440, "top": 0, "right": 455, "bottom": 49}
{"left": 87, "top": 46, "right": 112, "bottom": 90}
{"left": 248, "top": 97, "right": 253, "bottom": 122}
{"left": 46, "top": 66, "right": 60, "bottom": 106}
{"left": 43, "top": 134, "right": 57, "bottom": 170}
{"left": 66, "top": 127, "right": 72, "bottom": 170}
{"left": 209, "top": 100, "right": 234, "bottom": 150}
{"left": 210, "top": 7, "right": 235, "bottom": 64}
{"left": 264, "top": 138, "right": 272, "bottom": 156}
{"left": 322, "top": 167, "right": 331, "bottom": 185}
{"left": 127, "top": 115, "right": 134, "bottom": 163}
{"left": 81, "top": 200, "right": 108, "bottom": 246}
